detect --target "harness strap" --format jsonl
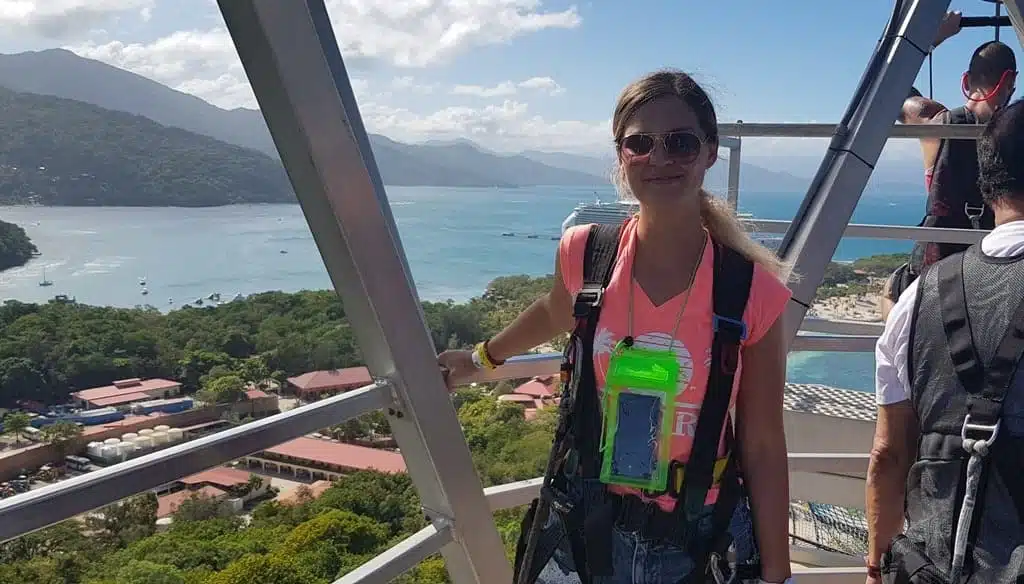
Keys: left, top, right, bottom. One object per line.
{"left": 574, "top": 223, "right": 625, "bottom": 478}
{"left": 568, "top": 223, "right": 625, "bottom": 583}
{"left": 513, "top": 223, "right": 624, "bottom": 584}
{"left": 938, "top": 255, "right": 1024, "bottom": 426}
{"left": 679, "top": 243, "right": 753, "bottom": 523}
{"left": 935, "top": 253, "right": 1024, "bottom": 582}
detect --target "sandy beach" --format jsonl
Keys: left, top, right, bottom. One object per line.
{"left": 808, "top": 290, "right": 884, "bottom": 323}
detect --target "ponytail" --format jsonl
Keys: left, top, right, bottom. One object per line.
{"left": 699, "top": 190, "right": 794, "bottom": 279}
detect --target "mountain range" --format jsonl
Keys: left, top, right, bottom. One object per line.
{"left": 0, "top": 48, "right": 920, "bottom": 201}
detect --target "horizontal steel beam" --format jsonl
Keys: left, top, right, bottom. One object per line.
{"left": 800, "top": 317, "right": 883, "bottom": 336}
{"left": 787, "top": 452, "right": 869, "bottom": 474}
{"left": 333, "top": 520, "right": 453, "bottom": 584}
{"left": 792, "top": 567, "right": 866, "bottom": 584}
{"left": 719, "top": 122, "right": 984, "bottom": 139}
{"left": 750, "top": 219, "right": 988, "bottom": 245}
{"left": 482, "top": 453, "right": 870, "bottom": 512}
{"left": 792, "top": 334, "right": 877, "bottom": 353}
{"left": 0, "top": 381, "right": 393, "bottom": 543}
{"left": 464, "top": 334, "right": 875, "bottom": 385}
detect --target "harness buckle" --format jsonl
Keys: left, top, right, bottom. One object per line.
{"left": 573, "top": 286, "right": 604, "bottom": 318}
{"left": 712, "top": 314, "right": 748, "bottom": 343}
{"left": 961, "top": 414, "right": 1001, "bottom": 455}
{"left": 964, "top": 203, "right": 985, "bottom": 229}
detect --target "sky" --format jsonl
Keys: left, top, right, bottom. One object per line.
{"left": 0, "top": 0, "right": 1017, "bottom": 162}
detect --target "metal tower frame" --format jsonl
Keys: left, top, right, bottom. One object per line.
{"left": 0, "top": 0, "right": 967, "bottom": 581}
{"left": 215, "top": 1, "right": 960, "bottom": 582}
{"left": 217, "top": 2, "right": 512, "bottom": 582}
{"left": 775, "top": 0, "right": 951, "bottom": 341}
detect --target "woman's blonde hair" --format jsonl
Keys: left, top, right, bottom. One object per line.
{"left": 611, "top": 69, "right": 792, "bottom": 278}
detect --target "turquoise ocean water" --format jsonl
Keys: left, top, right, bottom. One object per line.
{"left": 0, "top": 185, "right": 926, "bottom": 392}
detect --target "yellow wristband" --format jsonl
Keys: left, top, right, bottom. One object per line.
{"left": 474, "top": 342, "right": 497, "bottom": 370}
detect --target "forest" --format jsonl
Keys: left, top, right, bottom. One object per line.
{"left": 0, "top": 87, "right": 292, "bottom": 207}
{"left": 0, "top": 218, "right": 37, "bottom": 271}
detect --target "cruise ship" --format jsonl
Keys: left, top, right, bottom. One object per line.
{"left": 562, "top": 198, "right": 781, "bottom": 250}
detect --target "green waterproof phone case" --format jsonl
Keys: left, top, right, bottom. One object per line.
{"left": 599, "top": 344, "right": 680, "bottom": 492}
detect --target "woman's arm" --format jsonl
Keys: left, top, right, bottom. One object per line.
{"left": 438, "top": 248, "right": 576, "bottom": 386}
{"left": 736, "top": 317, "right": 791, "bottom": 583}
{"left": 485, "top": 250, "right": 576, "bottom": 362}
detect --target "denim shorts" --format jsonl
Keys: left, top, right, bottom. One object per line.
{"left": 534, "top": 480, "right": 757, "bottom": 584}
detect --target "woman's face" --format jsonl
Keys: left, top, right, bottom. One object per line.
{"left": 618, "top": 96, "right": 717, "bottom": 202}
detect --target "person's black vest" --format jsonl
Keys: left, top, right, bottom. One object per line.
{"left": 884, "top": 245, "right": 1024, "bottom": 583}
{"left": 910, "top": 107, "right": 995, "bottom": 273}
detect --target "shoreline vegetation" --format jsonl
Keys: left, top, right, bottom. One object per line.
{"left": 0, "top": 253, "right": 901, "bottom": 583}
{"left": 0, "top": 218, "right": 37, "bottom": 271}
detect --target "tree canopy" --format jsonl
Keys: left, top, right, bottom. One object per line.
{"left": 0, "top": 87, "right": 292, "bottom": 207}
{"left": 0, "top": 218, "right": 36, "bottom": 271}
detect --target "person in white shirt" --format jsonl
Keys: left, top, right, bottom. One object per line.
{"left": 867, "top": 100, "right": 1024, "bottom": 584}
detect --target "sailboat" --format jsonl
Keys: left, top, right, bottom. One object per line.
{"left": 38, "top": 268, "right": 53, "bottom": 287}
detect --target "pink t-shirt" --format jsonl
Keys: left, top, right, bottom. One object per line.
{"left": 559, "top": 217, "right": 792, "bottom": 510}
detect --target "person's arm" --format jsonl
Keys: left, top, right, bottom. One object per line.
{"left": 866, "top": 402, "right": 918, "bottom": 576}
{"left": 865, "top": 280, "right": 920, "bottom": 581}
{"left": 483, "top": 248, "right": 575, "bottom": 363}
{"left": 899, "top": 95, "right": 947, "bottom": 126}
{"left": 736, "top": 317, "right": 791, "bottom": 583}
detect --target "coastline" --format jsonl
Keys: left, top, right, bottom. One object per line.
{"left": 808, "top": 289, "right": 884, "bottom": 323}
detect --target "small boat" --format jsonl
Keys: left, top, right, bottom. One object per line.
{"left": 141, "top": 288, "right": 149, "bottom": 296}
{"left": 38, "top": 268, "right": 52, "bottom": 287}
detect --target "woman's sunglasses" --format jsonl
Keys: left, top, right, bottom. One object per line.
{"left": 618, "top": 130, "right": 705, "bottom": 164}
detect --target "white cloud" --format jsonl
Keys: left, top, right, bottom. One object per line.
{"left": 452, "top": 81, "right": 518, "bottom": 98}
{"left": 452, "top": 76, "right": 564, "bottom": 98}
{"left": 391, "top": 76, "right": 437, "bottom": 94}
{"left": 0, "top": 0, "right": 152, "bottom": 39}
{"left": 64, "top": 0, "right": 577, "bottom": 108}
{"left": 325, "top": 0, "right": 580, "bottom": 68}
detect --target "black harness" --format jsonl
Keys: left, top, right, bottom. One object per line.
{"left": 513, "top": 223, "right": 759, "bottom": 584}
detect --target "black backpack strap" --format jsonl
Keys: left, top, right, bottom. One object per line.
{"left": 566, "top": 222, "right": 625, "bottom": 583}
{"left": 574, "top": 223, "right": 623, "bottom": 318}
{"left": 679, "top": 242, "right": 753, "bottom": 521}
{"left": 678, "top": 242, "right": 754, "bottom": 583}
{"left": 572, "top": 223, "right": 625, "bottom": 476}
{"left": 937, "top": 254, "right": 1024, "bottom": 426}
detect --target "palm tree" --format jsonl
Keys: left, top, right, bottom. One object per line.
{"left": 2, "top": 412, "right": 31, "bottom": 445}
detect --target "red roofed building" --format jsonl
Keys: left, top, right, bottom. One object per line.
{"left": 241, "top": 436, "right": 405, "bottom": 482}
{"left": 157, "top": 485, "right": 226, "bottom": 518}
{"left": 72, "top": 378, "right": 182, "bottom": 409}
{"left": 512, "top": 376, "right": 558, "bottom": 399}
{"left": 179, "top": 467, "right": 254, "bottom": 490}
{"left": 286, "top": 368, "right": 372, "bottom": 399}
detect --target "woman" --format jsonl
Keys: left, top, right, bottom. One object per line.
{"left": 440, "top": 69, "right": 793, "bottom": 584}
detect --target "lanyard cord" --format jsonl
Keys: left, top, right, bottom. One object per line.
{"left": 625, "top": 229, "right": 708, "bottom": 353}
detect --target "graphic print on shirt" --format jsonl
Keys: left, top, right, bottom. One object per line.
{"left": 594, "top": 327, "right": 699, "bottom": 438}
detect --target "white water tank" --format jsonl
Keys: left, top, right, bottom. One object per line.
{"left": 150, "top": 431, "right": 169, "bottom": 445}
{"left": 154, "top": 425, "right": 170, "bottom": 432}
{"left": 138, "top": 428, "right": 155, "bottom": 436}
{"left": 121, "top": 432, "right": 139, "bottom": 441}
{"left": 86, "top": 442, "right": 103, "bottom": 457}
{"left": 103, "top": 438, "right": 120, "bottom": 445}
{"left": 116, "top": 442, "right": 135, "bottom": 457}
{"left": 167, "top": 428, "right": 184, "bottom": 442}
{"left": 99, "top": 445, "right": 119, "bottom": 461}
{"left": 133, "top": 436, "right": 154, "bottom": 449}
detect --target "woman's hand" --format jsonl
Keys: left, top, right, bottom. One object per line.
{"left": 437, "top": 349, "right": 476, "bottom": 390}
